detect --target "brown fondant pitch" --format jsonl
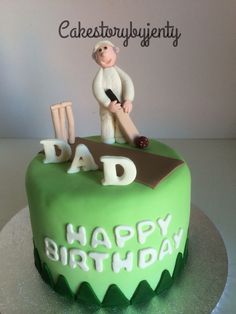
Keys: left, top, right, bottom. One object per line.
{"left": 70, "top": 137, "right": 184, "bottom": 189}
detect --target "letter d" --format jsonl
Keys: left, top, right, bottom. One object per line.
{"left": 100, "top": 156, "right": 137, "bottom": 186}
{"left": 40, "top": 139, "right": 72, "bottom": 164}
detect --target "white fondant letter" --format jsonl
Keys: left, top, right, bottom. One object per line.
{"left": 88, "top": 252, "right": 109, "bottom": 272}
{"left": 157, "top": 214, "right": 172, "bottom": 236}
{"left": 112, "top": 252, "right": 133, "bottom": 273}
{"left": 114, "top": 225, "right": 135, "bottom": 248}
{"left": 91, "top": 227, "right": 112, "bottom": 249}
{"left": 40, "top": 139, "right": 71, "bottom": 164}
{"left": 159, "top": 239, "right": 173, "bottom": 261}
{"left": 69, "top": 249, "right": 89, "bottom": 271}
{"left": 67, "top": 144, "right": 98, "bottom": 174}
{"left": 100, "top": 156, "right": 137, "bottom": 186}
{"left": 173, "top": 228, "right": 183, "bottom": 249}
{"left": 66, "top": 224, "right": 87, "bottom": 246}
{"left": 139, "top": 248, "right": 157, "bottom": 269}
{"left": 60, "top": 246, "right": 68, "bottom": 266}
{"left": 137, "top": 220, "right": 156, "bottom": 244}
{"left": 44, "top": 237, "right": 59, "bottom": 261}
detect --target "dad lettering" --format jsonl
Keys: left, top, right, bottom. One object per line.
{"left": 40, "top": 139, "right": 137, "bottom": 186}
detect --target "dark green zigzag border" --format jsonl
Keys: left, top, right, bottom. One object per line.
{"left": 33, "top": 238, "right": 188, "bottom": 307}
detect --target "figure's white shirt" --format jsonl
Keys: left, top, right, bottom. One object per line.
{"left": 92, "top": 66, "right": 134, "bottom": 108}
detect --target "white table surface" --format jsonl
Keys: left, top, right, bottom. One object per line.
{"left": 0, "top": 138, "right": 235, "bottom": 313}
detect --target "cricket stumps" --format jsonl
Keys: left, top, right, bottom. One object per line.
{"left": 50, "top": 102, "right": 75, "bottom": 144}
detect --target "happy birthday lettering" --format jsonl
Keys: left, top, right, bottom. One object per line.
{"left": 44, "top": 214, "right": 184, "bottom": 273}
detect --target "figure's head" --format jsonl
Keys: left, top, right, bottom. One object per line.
{"left": 92, "top": 40, "right": 119, "bottom": 68}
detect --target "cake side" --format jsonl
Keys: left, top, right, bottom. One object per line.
{"left": 26, "top": 138, "right": 191, "bottom": 305}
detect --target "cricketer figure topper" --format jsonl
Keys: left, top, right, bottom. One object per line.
{"left": 92, "top": 40, "right": 149, "bottom": 149}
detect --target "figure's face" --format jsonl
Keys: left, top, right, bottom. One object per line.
{"left": 95, "top": 45, "right": 117, "bottom": 68}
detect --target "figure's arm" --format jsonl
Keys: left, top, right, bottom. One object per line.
{"left": 92, "top": 69, "right": 111, "bottom": 107}
{"left": 115, "top": 66, "right": 135, "bottom": 101}
{"left": 93, "top": 68, "right": 121, "bottom": 113}
{"left": 115, "top": 66, "right": 135, "bottom": 113}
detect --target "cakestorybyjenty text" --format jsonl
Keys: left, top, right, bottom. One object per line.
{"left": 58, "top": 20, "right": 181, "bottom": 47}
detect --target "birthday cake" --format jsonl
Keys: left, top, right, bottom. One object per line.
{"left": 25, "top": 41, "right": 191, "bottom": 307}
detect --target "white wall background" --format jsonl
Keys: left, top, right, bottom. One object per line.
{"left": 1, "top": 0, "right": 236, "bottom": 139}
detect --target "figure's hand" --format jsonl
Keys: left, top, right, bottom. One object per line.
{"left": 108, "top": 101, "right": 121, "bottom": 113}
{"left": 122, "top": 100, "right": 133, "bottom": 114}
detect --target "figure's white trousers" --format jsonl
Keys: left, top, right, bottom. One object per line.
{"left": 100, "top": 107, "right": 125, "bottom": 144}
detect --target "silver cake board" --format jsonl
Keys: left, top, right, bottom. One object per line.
{"left": 0, "top": 205, "right": 228, "bottom": 314}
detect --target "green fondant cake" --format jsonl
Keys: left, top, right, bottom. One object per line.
{"left": 26, "top": 136, "right": 191, "bottom": 306}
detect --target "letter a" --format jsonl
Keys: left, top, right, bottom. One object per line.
{"left": 67, "top": 144, "right": 98, "bottom": 174}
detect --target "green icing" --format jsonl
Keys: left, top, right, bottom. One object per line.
{"left": 26, "top": 137, "right": 191, "bottom": 302}
{"left": 33, "top": 246, "right": 42, "bottom": 274}
{"left": 155, "top": 270, "right": 173, "bottom": 295}
{"left": 173, "top": 253, "right": 184, "bottom": 279}
{"left": 55, "top": 275, "right": 74, "bottom": 299}
{"left": 33, "top": 239, "right": 188, "bottom": 306}
{"left": 76, "top": 282, "right": 101, "bottom": 306}
{"left": 131, "top": 280, "right": 155, "bottom": 304}
{"left": 102, "top": 284, "right": 130, "bottom": 307}
{"left": 41, "top": 263, "right": 54, "bottom": 288}
{"left": 183, "top": 238, "right": 189, "bottom": 264}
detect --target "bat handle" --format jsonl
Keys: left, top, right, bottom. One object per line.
{"left": 105, "top": 89, "right": 123, "bottom": 107}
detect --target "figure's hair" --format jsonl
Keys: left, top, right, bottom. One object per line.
{"left": 92, "top": 41, "right": 119, "bottom": 60}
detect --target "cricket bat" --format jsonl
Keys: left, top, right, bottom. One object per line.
{"left": 105, "top": 89, "right": 140, "bottom": 145}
